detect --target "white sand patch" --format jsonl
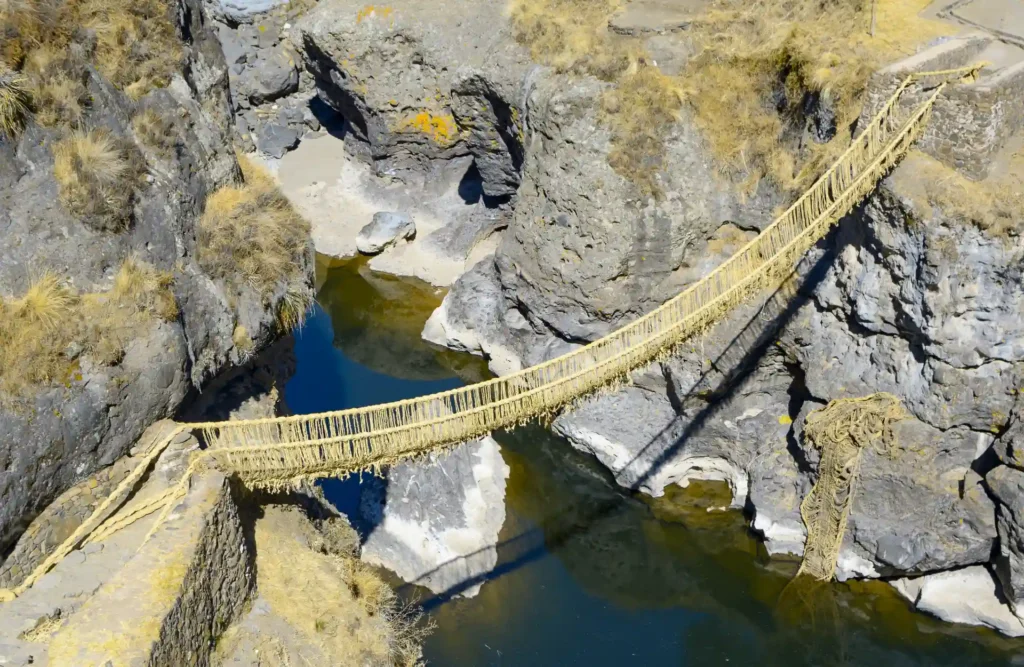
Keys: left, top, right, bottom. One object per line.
{"left": 269, "top": 133, "right": 501, "bottom": 286}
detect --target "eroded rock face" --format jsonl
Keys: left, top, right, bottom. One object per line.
{"left": 780, "top": 156, "right": 1024, "bottom": 434}
{"left": 554, "top": 345, "right": 794, "bottom": 505}
{"left": 0, "top": 0, "right": 312, "bottom": 557}
{"left": 986, "top": 465, "right": 1024, "bottom": 614}
{"left": 495, "top": 70, "right": 781, "bottom": 342}
{"left": 359, "top": 435, "right": 509, "bottom": 598}
{"left": 422, "top": 257, "right": 573, "bottom": 376}
{"left": 212, "top": 6, "right": 320, "bottom": 156}
{"left": 296, "top": 0, "right": 531, "bottom": 196}
{"left": 831, "top": 419, "right": 997, "bottom": 580}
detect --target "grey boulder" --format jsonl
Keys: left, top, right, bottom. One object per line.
{"left": 255, "top": 123, "right": 301, "bottom": 158}
{"left": 358, "top": 435, "right": 509, "bottom": 598}
{"left": 986, "top": 465, "right": 1024, "bottom": 614}
{"left": 821, "top": 417, "right": 997, "bottom": 580}
{"left": 237, "top": 49, "right": 299, "bottom": 104}
{"left": 356, "top": 212, "right": 416, "bottom": 255}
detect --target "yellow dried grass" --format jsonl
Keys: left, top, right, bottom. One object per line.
{"left": 132, "top": 107, "right": 179, "bottom": 157}
{"left": 510, "top": 0, "right": 953, "bottom": 193}
{"left": 0, "top": 64, "right": 28, "bottom": 136}
{"left": 682, "top": 0, "right": 953, "bottom": 190}
{"left": 53, "top": 129, "right": 147, "bottom": 231}
{"left": 907, "top": 149, "right": 1024, "bottom": 237}
{"left": 253, "top": 507, "right": 429, "bottom": 666}
{"left": 0, "top": 259, "right": 178, "bottom": 399}
{"left": 1, "top": 0, "right": 182, "bottom": 118}
{"left": 198, "top": 155, "right": 311, "bottom": 299}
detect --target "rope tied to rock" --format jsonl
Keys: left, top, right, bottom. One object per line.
{"left": 796, "top": 392, "right": 909, "bottom": 581}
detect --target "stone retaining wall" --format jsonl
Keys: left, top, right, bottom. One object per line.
{"left": 860, "top": 36, "right": 1024, "bottom": 180}
{"left": 47, "top": 472, "right": 253, "bottom": 666}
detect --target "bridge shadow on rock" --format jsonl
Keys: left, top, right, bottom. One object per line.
{"left": 399, "top": 224, "right": 845, "bottom": 613}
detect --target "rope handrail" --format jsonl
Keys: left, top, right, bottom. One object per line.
{"left": 194, "top": 65, "right": 971, "bottom": 455}
{"left": 0, "top": 63, "right": 980, "bottom": 600}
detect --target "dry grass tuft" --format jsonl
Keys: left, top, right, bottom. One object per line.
{"left": 112, "top": 255, "right": 179, "bottom": 320}
{"left": 1, "top": 0, "right": 182, "bottom": 113}
{"left": 53, "top": 129, "right": 146, "bottom": 231}
{"left": 0, "top": 259, "right": 177, "bottom": 398}
{"left": 198, "top": 156, "right": 311, "bottom": 298}
{"left": 510, "top": 0, "right": 627, "bottom": 79}
{"left": 277, "top": 283, "right": 314, "bottom": 332}
{"left": 20, "top": 43, "right": 90, "bottom": 127}
{"left": 907, "top": 149, "right": 1024, "bottom": 237}
{"left": 0, "top": 0, "right": 75, "bottom": 69}
{"left": 510, "top": 0, "right": 683, "bottom": 194}
{"left": 602, "top": 65, "right": 684, "bottom": 194}
{"left": 30, "top": 72, "right": 88, "bottom": 127}
{"left": 132, "top": 107, "right": 179, "bottom": 157}
{"left": 510, "top": 0, "right": 952, "bottom": 193}
{"left": 78, "top": 0, "right": 183, "bottom": 99}
{"left": 0, "top": 64, "right": 29, "bottom": 136}
{"left": 681, "top": 0, "right": 952, "bottom": 190}
{"left": 252, "top": 507, "right": 431, "bottom": 667}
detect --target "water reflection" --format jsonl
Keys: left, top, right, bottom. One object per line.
{"left": 288, "top": 257, "right": 1021, "bottom": 667}
{"left": 315, "top": 255, "right": 488, "bottom": 383}
{"left": 422, "top": 425, "right": 1020, "bottom": 666}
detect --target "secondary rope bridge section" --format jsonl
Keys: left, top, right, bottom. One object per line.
{"left": 0, "top": 64, "right": 983, "bottom": 601}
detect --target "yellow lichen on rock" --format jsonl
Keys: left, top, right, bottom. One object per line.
{"left": 356, "top": 4, "right": 394, "bottom": 23}
{"left": 396, "top": 110, "right": 460, "bottom": 145}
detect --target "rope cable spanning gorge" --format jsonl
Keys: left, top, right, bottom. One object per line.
{"left": 0, "top": 65, "right": 983, "bottom": 599}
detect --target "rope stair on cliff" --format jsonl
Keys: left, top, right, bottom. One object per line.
{"left": 0, "top": 64, "right": 982, "bottom": 601}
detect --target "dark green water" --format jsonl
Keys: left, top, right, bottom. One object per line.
{"left": 284, "top": 256, "right": 1020, "bottom": 667}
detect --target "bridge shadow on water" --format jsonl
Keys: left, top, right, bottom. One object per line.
{"left": 398, "top": 225, "right": 843, "bottom": 612}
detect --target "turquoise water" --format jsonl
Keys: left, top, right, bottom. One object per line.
{"left": 284, "top": 257, "right": 1019, "bottom": 667}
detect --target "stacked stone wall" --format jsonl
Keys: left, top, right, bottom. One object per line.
{"left": 860, "top": 36, "right": 1024, "bottom": 180}
{"left": 0, "top": 458, "right": 135, "bottom": 588}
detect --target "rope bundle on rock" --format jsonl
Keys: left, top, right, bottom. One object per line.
{"left": 796, "top": 393, "right": 908, "bottom": 581}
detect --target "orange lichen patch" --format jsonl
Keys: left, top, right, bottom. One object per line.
{"left": 355, "top": 4, "right": 394, "bottom": 23}
{"left": 396, "top": 111, "right": 460, "bottom": 145}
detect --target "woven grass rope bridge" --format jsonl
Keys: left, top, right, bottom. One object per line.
{"left": 0, "top": 63, "right": 985, "bottom": 601}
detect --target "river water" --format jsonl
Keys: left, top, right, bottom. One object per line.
{"left": 283, "top": 256, "right": 1019, "bottom": 667}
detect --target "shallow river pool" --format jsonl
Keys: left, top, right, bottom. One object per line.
{"left": 281, "top": 256, "right": 1019, "bottom": 667}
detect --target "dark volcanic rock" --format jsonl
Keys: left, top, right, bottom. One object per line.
{"left": 986, "top": 465, "right": 1024, "bottom": 615}
{"left": 0, "top": 0, "right": 312, "bottom": 558}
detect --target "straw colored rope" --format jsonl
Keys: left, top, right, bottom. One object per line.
{"left": 0, "top": 64, "right": 980, "bottom": 601}
{"left": 194, "top": 72, "right": 958, "bottom": 488}
{"left": 2, "top": 422, "right": 186, "bottom": 597}
{"left": 796, "top": 393, "right": 908, "bottom": 581}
